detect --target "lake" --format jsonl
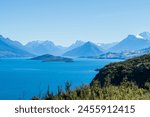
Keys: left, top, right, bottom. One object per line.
{"left": 0, "top": 58, "right": 121, "bottom": 100}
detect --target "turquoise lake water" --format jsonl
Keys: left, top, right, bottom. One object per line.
{"left": 0, "top": 58, "right": 121, "bottom": 100}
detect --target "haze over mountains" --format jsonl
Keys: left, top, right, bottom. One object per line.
{"left": 0, "top": 35, "right": 32, "bottom": 57}
{"left": 66, "top": 40, "right": 85, "bottom": 52}
{"left": 1, "top": 32, "right": 150, "bottom": 58}
{"left": 97, "top": 42, "right": 118, "bottom": 50}
{"left": 25, "top": 40, "right": 66, "bottom": 56}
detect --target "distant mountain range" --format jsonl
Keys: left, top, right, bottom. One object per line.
{"left": 97, "top": 42, "right": 118, "bottom": 50}
{"left": 98, "top": 51, "right": 144, "bottom": 59}
{"left": 99, "top": 46, "right": 150, "bottom": 60}
{"left": 1, "top": 31, "right": 150, "bottom": 58}
{"left": 25, "top": 40, "right": 66, "bottom": 56}
{"left": 66, "top": 40, "right": 85, "bottom": 51}
{"left": 63, "top": 41, "right": 104, "bottom": 57}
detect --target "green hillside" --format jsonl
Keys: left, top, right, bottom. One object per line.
{"left": 92, "top": 54, "right": 150, "bottom": 87}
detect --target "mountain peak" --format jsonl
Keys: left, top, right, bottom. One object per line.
{"left": 125, "top": 32, "right": 150, "bottom": 40}
{"left": 127, "top": 34, "right": 136, "bottom": 38}
{"left": 75, "top": 40, "right": 84, "bottom": 44}
{"left": 25, "top": 40, "right": 65, "bottom": 56}
{"left": 63, "top": 41, "right": 103, "bottom": 57}
{"left": 139, "top": 32, "right": 150, "bottom": 40}
{"left": 108, "top": 33, "right": 150, "bottom": 52}
{"left": 73, "top": 40, "right": 85, "bottom": 46}
{"left": 29, "top": 40, "right": 53, "bottom": 44}
{"left": 66, "top": 40, "right": 85, "bottom": 51}
{"left": 85, "top": 41, "right": 95, "bottom": 45}
{"left": 0, "top": 35, "right": 32, "bottom": 57}
{"left": 26, "top": 40, "right": 55, "bottom": 47}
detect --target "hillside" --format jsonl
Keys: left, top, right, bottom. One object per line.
{"left": 92, "top": 54, "right": 150, "bottom": 87}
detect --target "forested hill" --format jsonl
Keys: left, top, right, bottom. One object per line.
{"left": 91, "top": 54, "right": 150, "bottom": 87}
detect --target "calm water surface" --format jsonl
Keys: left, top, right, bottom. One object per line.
{"left": 0, "top": 58, "right": 121, "bottom": 99}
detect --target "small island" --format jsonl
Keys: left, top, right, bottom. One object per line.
{"left": 31, "top": 54, "right": 73, "bottom": 62}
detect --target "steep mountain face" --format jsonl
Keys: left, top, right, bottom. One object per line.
{"left": 25, "top": 41, "right": 66, "bottom": 56}
{"left": 91, "top": 54, "right": 150, "bottom": 88}
{"left": 66, "top": 40, "right": 85, "bottom": 51}
{"left": 0, "top": 35, "right": 32, "bottom": 57}
{"left": 63, "top": 41, "right": 104, "bottom": 57}
{"left": 109, "top": 33, "right": 150, "bottom": 52}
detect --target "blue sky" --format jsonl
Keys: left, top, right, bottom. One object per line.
{"left": 0, "top": 0, "right": 150, "bottom": 46}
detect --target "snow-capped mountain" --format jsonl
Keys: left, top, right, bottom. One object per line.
{"left": 108, "top": 32, "right": 150, "bottom": 52}
{"left": 139, "top": 32, "right": 150, "bottom": 40}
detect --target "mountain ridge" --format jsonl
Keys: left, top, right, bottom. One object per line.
{"left": 0, "top": 35, "right": 33, "bottom": 57}
{"left": 1, "top": 31, "right": 150, "bottom": 58}
{"left": 108, "top": 33, "right": 150, "bottom": 52}
{"left": 63, "top": 41, "right": 104, "bottom": 57}
{"left": 25, "top": 40, "right": 66, "bottom": 56}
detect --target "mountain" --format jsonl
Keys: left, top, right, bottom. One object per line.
{"left": 25, "top": 41, "right": 66, "bottom": 56}
{"left": 99, "top": 44, "right": 150, "bottom": 59}
{"left": 91, "top": 53, "right": 150, "bottom": 88}
{"left": 97, "top": 42, "right": 118, "bottom": 50}
{"left": 63, "top": 41, "right": 104, "bottom": 57}
{"left": 31, "top": 54, "right": 73, "bottom": 62}
{"left": 98, "top": 51, "right": 145, "bottom": 59}
{"left": 0, "top": 35, "right": 32, "bottom": 57}
{"left": 108, "top": 32, "right": 150, "bottom": 52}
{"left": 139, "top": 46, "right": 150, "bottom": 54}
{"left": 66, "top": 40, "right": 85, "bottom": 51}
{"left": 99, "top": 52, "right": 125, "bottom": 59}
{"left": 139, "top": 32, "right": 150, "bottom": 40}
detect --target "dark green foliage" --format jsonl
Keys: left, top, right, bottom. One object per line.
{"left": 92, "top": 54, "right": 150, "bottom": 87}
{"left": 33, "top": 81, "right": 150, "bottom": 100}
